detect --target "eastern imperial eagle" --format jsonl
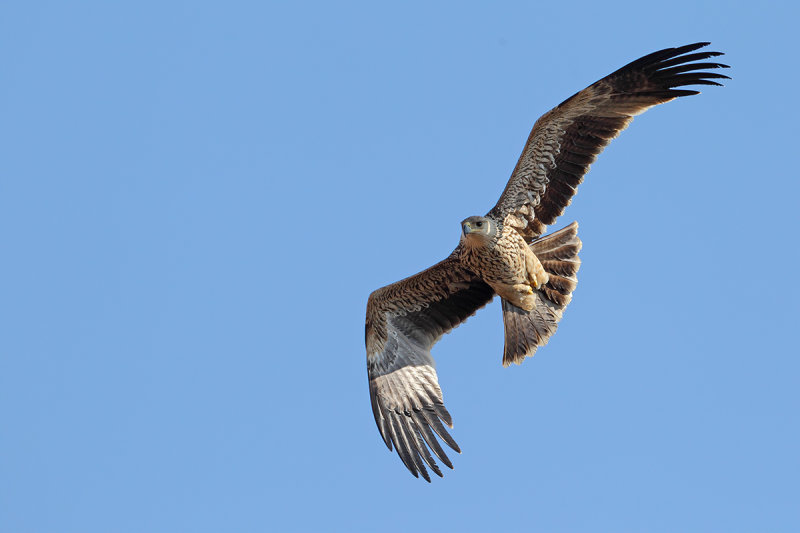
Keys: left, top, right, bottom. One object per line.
{"left": 365, "top": 43, "right": 728, "bottom": 481}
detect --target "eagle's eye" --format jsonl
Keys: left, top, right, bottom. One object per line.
{"left": 476, "top": 221, "right": 484, "bottom": 228}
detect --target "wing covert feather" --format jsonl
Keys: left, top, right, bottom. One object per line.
{"left": 365, "top": 253, "right": 494, "bottom": 480}
{"left": 489, "top": 42, "right": 729, "bottom": 239}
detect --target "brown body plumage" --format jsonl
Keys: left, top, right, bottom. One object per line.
{"left": 459, "top": 216, "right": 549, "bottom": 310}
{"left": 365, "top": 43, "right": 728, "bottom": 481}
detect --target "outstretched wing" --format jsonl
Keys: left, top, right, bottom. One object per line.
{"left": 366, "top": 252, "right": 494, "bottom": 481}
{"left": 489, "top": 42, "right": 729, "bottom": 239}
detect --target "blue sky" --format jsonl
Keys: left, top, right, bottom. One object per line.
{"left": 2, "top": 1, "right": 799, "bottom": 532}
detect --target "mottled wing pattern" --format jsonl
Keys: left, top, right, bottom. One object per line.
{"left": 489, "top": 42, "right": 729, "bottom": 239}
{"left": 366, "top": 252, "right": 494, "bottom": 481}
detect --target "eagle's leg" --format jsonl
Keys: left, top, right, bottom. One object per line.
{"left": 506, "top": 284, "right": 536, "bottom": 311}
{"left": 524, "top": 249, "right": 550, "bottom": 290}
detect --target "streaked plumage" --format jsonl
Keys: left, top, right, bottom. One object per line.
{"left": 365, "top": 43, "right": 728, "bottom": 481}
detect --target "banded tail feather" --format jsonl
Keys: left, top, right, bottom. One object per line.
{"left": 502, "top": 222, "right": 582, "bottom": 366}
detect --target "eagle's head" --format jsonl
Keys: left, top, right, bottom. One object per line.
{"left": 460, "top": 216, "right": 498, "bottom": 246}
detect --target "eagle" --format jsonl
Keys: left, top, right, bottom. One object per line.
{"left": 365, "top": 43, "right": 728, "bottom": 481}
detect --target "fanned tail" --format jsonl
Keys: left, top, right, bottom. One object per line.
{"left": 502, "top": 222, "right": 582, "bottom": 366}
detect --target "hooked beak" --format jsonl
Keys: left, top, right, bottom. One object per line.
{"left": 462, "top": 221, "right": 473, "bottom": 236}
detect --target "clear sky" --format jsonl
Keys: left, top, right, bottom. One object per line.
{"left": 2, "top": 1, "right": 799, "bottom": 532}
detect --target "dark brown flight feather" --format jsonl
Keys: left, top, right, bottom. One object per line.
{"left": 489, "top": 42, "right": 729, "bottom": 239}
{"left": 366, "top": 257, "right": 493, "bottom": 480}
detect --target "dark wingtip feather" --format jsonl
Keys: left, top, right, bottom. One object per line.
{"left": 414, "top": 410, "right": 453, "bottom": 470}
{"left": 658, "top": 62, "right": 730, "bottom": 77}
{"left": 606, "top": 42, "right": 730, "bottom": 99}
{"left": 434, "top": 403, "right": 453, "bottom": 427}
{"left": 369, "top": 386, "right": 394, "bottom": 451}
{"left": 388, "top": 416, "right": 419, "bottom": 478}
{"left": 614, "top": 42, "right": 712, "bottom": 74}
{"left": 404, "top": 436, "right": 431, "bottom": 482}
{"left": 402, "top": 416, "right": 441, "bottom": 481}
{"left": 420, "top": 407, "right": 461, "bottom": 454}
{"left": 655, "top": 51, "right": 727, "bottom": 71}
{"left": 382, "top": 404, "right": 461, "bottom": 481}
{"left": 678, "top": 41, "right": 711, "bottom": 50}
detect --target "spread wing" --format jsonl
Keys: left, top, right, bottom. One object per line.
{"left": 489, "top": 42, "right": 729, "bottom": 239}
{"left": 365, "top": 252, "right": 494, "bottom": 481}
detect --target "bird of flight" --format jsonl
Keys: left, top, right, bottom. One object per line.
{"left": 365, "top": 43, "right": 728, "bottom": 481}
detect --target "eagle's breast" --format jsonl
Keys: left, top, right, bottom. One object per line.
{"left": 459, "top": 222, "right": 529, "bottom": 287}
